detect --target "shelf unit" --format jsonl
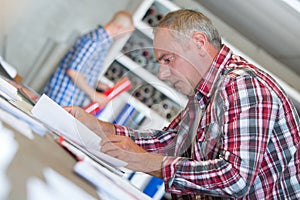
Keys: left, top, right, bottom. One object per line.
{"left": 98, "top": 0, "right": 184, "bottom": 199}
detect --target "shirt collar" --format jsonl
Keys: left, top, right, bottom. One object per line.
{"left": 195, "top": 44, "right": 233, "bottom": 98}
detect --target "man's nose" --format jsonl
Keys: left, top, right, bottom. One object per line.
{"left": 158, "top": 64, "right": 171, "bottom": 80}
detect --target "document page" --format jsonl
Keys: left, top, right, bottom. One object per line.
{"left": 31, "top": 94, "right": 127, "bottom": 167}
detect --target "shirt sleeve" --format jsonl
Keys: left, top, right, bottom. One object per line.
{"left": 113, "top": 112, "right": 182, "bottom": 155}
{"left": 162, "top": 74, "right": 278, "bottom": 198}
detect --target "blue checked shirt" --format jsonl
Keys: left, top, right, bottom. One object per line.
{"left": 115, "top": 45, "right": 300, "bottom": 199}
{"left": 43, "top": 25, "right": 112, "bottom": 106}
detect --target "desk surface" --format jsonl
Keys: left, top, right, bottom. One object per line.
{"left": 5, "top": 123, "right": 98, "bottom": 199}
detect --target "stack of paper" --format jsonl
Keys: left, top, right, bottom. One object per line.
{"left": 0, "top": 77, "right": 21, "bottom": 101}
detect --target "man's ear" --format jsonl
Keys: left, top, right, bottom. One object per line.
{"left": 192, "top": 32, "right": 208, "bottom": 57}
{"left": 191, "top": 32, "right": 206, "bottom": 49}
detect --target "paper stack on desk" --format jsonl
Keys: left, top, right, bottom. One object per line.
{"left": 0, "top": 76, "right": 22, "bottom": 101}
{"left": 31, "top": 94, "right": 127, "bottom": 168}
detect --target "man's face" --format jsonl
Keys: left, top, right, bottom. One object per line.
{"left": 153, "top": 29, "right": 202, "bottom": 96}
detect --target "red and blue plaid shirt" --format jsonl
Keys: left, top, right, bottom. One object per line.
{"left": 115, "top": 45, "right": 300, "bottom": 199}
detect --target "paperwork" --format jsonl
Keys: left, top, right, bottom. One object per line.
{"left": 31, "top": 94, "right": 127, "bottom": 168}
{"left": 0, "top": 97, "right": 47, "bottom": 136}
{"left": 0, "top": 77, "right": 21, "bottom": 101}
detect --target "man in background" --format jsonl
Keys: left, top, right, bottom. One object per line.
{"left": 43, "top": 11, "right": 134, "bottom": 107}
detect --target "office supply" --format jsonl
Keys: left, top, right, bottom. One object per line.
{"left": 103, "top": 76, "right": 132, "bottom": 100}
{"left": 143, "top": 176, "right": 164, "bottom": 199}
{"left": 125, "top": 111, "right": 146, "bottom": 129}
{"left": 113, "top": 103, "right": 135, "bottom": 125}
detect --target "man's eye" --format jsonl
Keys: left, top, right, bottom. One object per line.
{"left": 163, "top": 56, "right": 174, "bottom": 64}
{"left": 158, "top": 54, "right": 174, "bottom": 65}
{"left": 164, "top": 58, "right": 171, "bottom": 64}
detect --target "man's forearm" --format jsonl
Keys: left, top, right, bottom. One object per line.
{"left": 144, "top": 153, "right": 164, "bottom": 179}
{"left": 95, "top": 120, "right": 116, "bottom": 138}
{"left": 66, "top": 69, "right": 95, "bottom": 99}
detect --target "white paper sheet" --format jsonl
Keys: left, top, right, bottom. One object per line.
{"left": 31, "top": 94, "right": 100, "bottom": 149}
{"left": 31, "top": 94, "right": 127, "bottom": 167}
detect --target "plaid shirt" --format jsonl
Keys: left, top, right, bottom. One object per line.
{"left": 115, "top": 45, "right": 300, "bottom": 199}
{"left": 43, "top": 25, "right": 112, "bottom": 107}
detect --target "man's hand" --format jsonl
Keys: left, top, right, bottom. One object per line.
{"left": 64, "top": 106, "right": 115, "bottom": 138}
{"left": 96, "top": 81, "right": 110, "bottom": 92}
{"left": 101, "top": 135, "right": 164, "bottom": 178}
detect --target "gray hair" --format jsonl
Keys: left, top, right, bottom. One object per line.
{"left": 154, "top": 9, "right": 222, "bottom": 49}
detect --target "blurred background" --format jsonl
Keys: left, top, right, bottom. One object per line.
{"left": 1, "top": 0, "right": 299, "bottom": 111}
